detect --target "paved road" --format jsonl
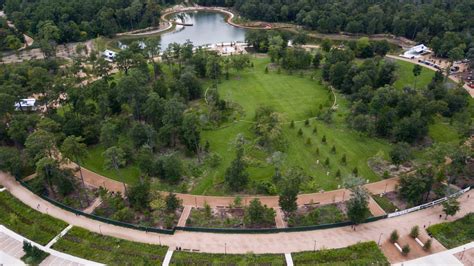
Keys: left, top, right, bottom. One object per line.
{"left": 1, "top": 171, "right": 472, "bottom": 264}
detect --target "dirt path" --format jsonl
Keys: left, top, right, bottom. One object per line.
{"left": 1, "top": 171, "right": 472, "bottom": 263}
{"left": 177, "top": 206, "right": 192, "bottom": 227}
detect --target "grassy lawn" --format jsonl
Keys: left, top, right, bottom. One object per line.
{"left": 428, "top": 116, "right": 460, "bottom": 144}
{"left": 427, "top": 213, "right": 474, "bottom": 249}
{"left": 372, "top": 194, "right": 398, "bottom": 213}
{"left": 0, "top": 191, "right": 68, "bottom": 245}
{"left": 292, "top": 241, "right": 388, "bottom": 265}
{"left": 198, "top": 57, "right": 391, "bottom": 194}
{"left": 82, "top": 145, "right": 141, "bottom": 185}
{"left": 52, "top": 227, "right": 168, "bottom": 264}
{"left": 392, "top": 59, "right": 435, "bottom": 90}
{"left": 170, "top": 251, "right": 285, "bottom": 265}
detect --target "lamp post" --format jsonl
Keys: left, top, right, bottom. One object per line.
{"left": 225, "top": 243, "right": 227, "bottom": 254}
{"left": 313, "top": 240, "right": 316, "bottom": 251}
{"left": 378, "top": 233, "right": 383, "bottom": 246}
{"left": 99, "top": 225, "right": 102, "bottom": 235}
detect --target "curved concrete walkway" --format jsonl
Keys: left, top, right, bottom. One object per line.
{"left": 1, "top": 171, "right": 472, "bottom": 264}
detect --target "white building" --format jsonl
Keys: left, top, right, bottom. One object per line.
{"left": 14, "top": 98, "right": 36, "bottom": 111}
{"left": 102, "top": 49, "right": 117, "bottom": 62}
{"left": 401, "top": 44, "right": 431, "bottom": 59}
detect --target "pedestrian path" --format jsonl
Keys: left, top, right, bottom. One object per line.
{"left": 45, "top": 224, "right": 73, "bottom": 248}
{"left": 393, "top": 242, "right": 474, "bottom": 266}
{"left": 0, "top": 225, "right": 103, "bottom": 266}
{"left": 275, "top": 208, "right": 287, "bottom": 228}
{"left": 162, "top": 249, "right": 174, "bottom": 266}
{"left": 0, "top": 187, "right": 6, "bottom": 192}
{"left": 177, "top": 206, "right": 192, "bottom": 227}
{"left": 285, "top": 253, "right": 294, "bottom": 266}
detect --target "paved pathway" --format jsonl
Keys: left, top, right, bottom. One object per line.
{"left": 45, "top": 225, "right": 73, "bottom": 248}
{"left": 71, "top": 164, "right": 399, "bottom": 208}
{"left": 393, "top": 242, "right": 474, "bottom": 266}
{"left": 274, "top": 208, "right": 287, "bottom": 228}
{"left": 0, "top": 225, "right": 103, "bottom": 266}
{"left": 1, "top": 171, "right": 472, "bottom": 264}
{"left": 177, "top": 206, "right": 192, "bottom": 227}
{"left": 162, "top": 249, "right": 174, "bottom": 266}
{"left": 285, "top": 253, "right": 294, "bottom": 266}
{"left": 82, "top": 197, "right": 102, "bottom": 214}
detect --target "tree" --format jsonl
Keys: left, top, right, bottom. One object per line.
{"left": 181, "top": 113, "right": 201, "bottom": 155}
{"left": 224, "top": 144, "right": 249, "bottom": 191}
{"left": 346, "top": 185, "right": 370, "bottom": 224}
{"left": 61, "top": 135, "right": 89, "bottom": 203}
{"left": 127, "top": 179, "right": 151, "bottom": 210}
{"left": 278, "top": 171, "right": 301, "bottom": 215}
{"left": 24, "top": 130, "right": 56, "bottom": 163}
{"left": 0, "top": 147, "right": 22, "bottom": 178}
{"left": 268, "top": 35, "right": 284, "bottom": 63}
{"left": 390, "top": 230, "right": 399, "bottom": 243}
{"left": 390, "top": 142, "right": 412, "bottom": 166}
{"left": 244, "top": 198, "right": 276, "bottom": 228}
{"left": 321, "top": 39, "right": 332, "bottom": 52}
{"left": 103, "top": 146, "right": 127, "bottom": 194}
{"left": 412, "top": 65, "right": 422, "bottom": 89}
{"left": 442, "top": 198, "right": 460, "bottom": 219}
{"left": 165, "top": 192, "right": 182, "bottom": 213}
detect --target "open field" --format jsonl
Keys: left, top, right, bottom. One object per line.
{"left": 80, "top": 56, "right": 466, "bottom": 196}
{"left": 427, "top": 213, "right": 474, "bottom": 249}
{"left": 0, "top": 191, "right": 68, "bottom": 245}
{"left": 170, "top": 251, "right": 285, "bottom": 265}
{"left": 52, "top": 227, "right": 168, "bottom": 264}
{"left": 291, "top": 241, "right": 388, "bottom": 265}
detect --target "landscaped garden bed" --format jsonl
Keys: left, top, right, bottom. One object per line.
{"left": 372, "top": 194, "right": 398, "bottom": 213}
{"left": 427, "top": 213, "right": 474, "bottom": 249}
{"left": 170, "top": 251, "right": 285, "bottom": 265}
{"left": 0, "top": 191, "right": 68, "bottom": 245}
{"left": 187, "top": 199, "right": 276, "bottom": 229}
{"left": 291, "top": 241, "right": 389, "bottom": 265}
{"left": 52, "top": 227, "right": 168, "bottom": 264}
{"left": 287, "top": 203, "right": 347, "bottom": 227}
{"left": 93, "top": 188, "right": 183, "bottom": 229}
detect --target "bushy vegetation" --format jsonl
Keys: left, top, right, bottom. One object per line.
{"left": 372, "top": 194, "right": 397, "bottom": 213}
{"left": 291, "top": 241, "right": 388, "bottom": 265}
{"left": 0, "top": 17, "right": 24, "bottom": 51}
{"left": 427, "top": 213, "right": 474, "bottom": 249}
{"left": 0, "top": 191, "right": 67, "bottom": 245}
{"left": 170, "top": 251, "right": 285, "bottom": 265}
{"left": 52, "top": 227, "right": 168, "bottom": 264}
{"left": 21, "top": 241, "right": 49, "bottom": 265}
{"left": 288, "top": 204, "right": 346, "bottom": 227}
{"left": 2, "top": 0, "right": 175, "bottom": 42}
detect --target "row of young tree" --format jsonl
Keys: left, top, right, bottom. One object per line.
{"left": 199, "top": 0, "right": 472, "bottom": 59}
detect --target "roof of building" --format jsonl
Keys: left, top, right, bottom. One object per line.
{"left": 14, "top": 98, "right": 36, "bottom": 108}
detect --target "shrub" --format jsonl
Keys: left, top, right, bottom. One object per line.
{"left": 335, "top": 170, "right": 341, "bottom": 178}
{"left": 322, "top": 135, "right": 327, "bottom": 143}
{"left": 352, "top": 167, "right": 359, "bottom": 176}
{"left": 290, "top": 120, "right": 295, "bottom": 128}
{"left": 423, "top": 239, "right": 432, "bottom": 251}
{"left": 312, "top": 126, "right": 317, "bottom": 134}
{"left": 305, "top": 119, "right": 310, "bottom": 126}
{"left": 390, "top": 230, "right": 399, "bottom": 243}
{"left": 22, "top": 241, "right": 49, "bottom": 265}
{"left": 206, "top": 153, "right": 222, "bottom": 168}
{"left": 331, "top": 145, "right": 336, "bottom": 154}
{"left": 402, "top": 244, "right": 410, "bottom": 256}
{"left": 315, "top": 147, "right": 320, "bottom": 155}
{"left": 410, "top": 226, "right": 419, "bottom": 238}
{"left": 341, "top": 154, "right": 347, "bottom": 165}
{"left": 324, "top": 158, "right": 330, "bottom": 167}
{"left": 306, "top": 138, "right": 312, "bottom": 145}
{"left": 265, "top": 66, "right": 269, "bottom": 74}
{"left": 298, "top": 128, "right": 303, "bottom": 136}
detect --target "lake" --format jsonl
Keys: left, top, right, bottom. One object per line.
{"left": 161, "top": 11, "right": 247, "bottom": 49}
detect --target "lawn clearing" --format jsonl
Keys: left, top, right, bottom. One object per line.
{"left": 392, "top": 59, "right": 435, "bottom": 90}
{"left": 288, "top": 203, "right": 347, "bottom": 227}
{"left": 82, "top": 145, "right": 140, "bottom": 185}
{"left": 170, "top": 251, "right": 285, "bottom": 265}
{"left": 292, "top": 241, "right": 388, "bottom": 265}
{"left": 52, "top": 227, "right": 168, "bottom": 264}
{"left": 198, "top": 57, "right": 391, "bottom": 195}
{"left": 427, "top": 213, "right": 474, "bottom": 249}
{"left": 0, "top": 191, "right": 68, "bottom": 245}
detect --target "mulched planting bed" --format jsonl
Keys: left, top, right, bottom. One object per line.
{"left": 427, "top": 213, "right": 474, "bottom": 249}
{"left": 0, "top": 191, "right": 68, "bottom": 245}
{"left": 287, "top": 203, "right": 347, "bottom": 227}
{"left": 187, "top": 206, "right": 245, "bottom": 228}
{"left": 292, "top": 241, "right": 389, "bottom": 265}
{"left": 52, "top": 227, "right": 168, "bottom": 265}
{"left": 170, "top": 251, "right": 285, "bottom": 266}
